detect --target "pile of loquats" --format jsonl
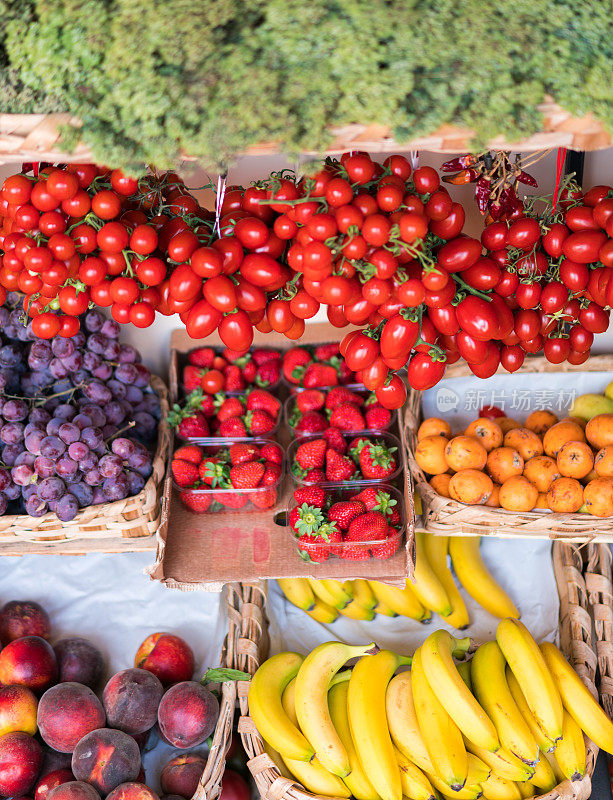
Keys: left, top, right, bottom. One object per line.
{"left": 414, "top": 410, "right": 613, "bottom": 516}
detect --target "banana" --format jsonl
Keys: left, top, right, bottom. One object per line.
{"left": 411, "top": 645, "right": 468, "bottom": 791}
{"left": 471, "top": 641, "right": 539, "bottom": 767}
{"left": 421, "top": 630, "right": 500, "bottom": 752}
{"left": 554, "top": 709, "right": 586, "bottom": 781}
{"left": 466, "top": 741, "right": 533, "bottom": 783}
{"left": 295, "top": 641, "right": 377, "bottom": 776}
{"left": 308, "top": 578, "right": 353, "bottom": 609}
{"left": 328, "top": 680, "right": 379, "bottom": 800}
{"left": 516, "top": 782, "right": 536, "bottom": 799}
{"left": 352, "top": 578, "right": 378, "bottom": 611}
{"left": 369, "top": 580, "right": 430, "bottom": 622}
{"left": 262, "top": 740, "right": 294, "bottom": 780}
{"left": 348, "top": 649, "right": 410, "bottom": 800}
{"left": 277, "top": 578, "right": 316, "bottom": 611}
{"left": 338, "top": 600, "right": 376, "bottom": 621}
{"left": 394, "top": 746, "right": 437, "bottom": 800}
{"left": 480, "top": 772, "right": 522, "bottom": 800}
{"left": 249, "top": 651, "right": 314, "bottom": 762}
{"left": 425, "top": 772, "right": 481, "bottom": 800}
{"left": 412, "top": 531, "right": 453, "bottom": 617}
{"left": 449, "top": 538, "right": 520, "bottom": 620}
{"left": 372, "top": 595, "right": 398, "bottom": 617}
{"left": 457, "top": 659, "right": 473, "bottom": 691}
{"left": 496, "top": 620, "right": 563, "bottom": 744}
{"left": 506, "top": 666, "right": 556, "bottom": 753}
{"left": 543, "top": 750, "right": 565, "bottom": 784}
{"left": 529, "top": 753, "right": 557, "bottom": 792}
{"left": 540, "top": 641, "right": 613, "bottom": 754}
{"left": 386, "top": 670, "right": 434, "bottom": 773}
{"left": 467, "top": 753, "right": 491, "bottom": 783}
{"left": 305, "top": 597, "right": 339, "bottom": 624}
{"left": 423, "top": 534, "right": 470, "bottom": 628}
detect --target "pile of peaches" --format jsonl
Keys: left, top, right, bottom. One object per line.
{"left": 414, "top": 409, "right": 613, "bottom": 516}
{"left": 0, "top": 600, "right": 249, "bottom": 800}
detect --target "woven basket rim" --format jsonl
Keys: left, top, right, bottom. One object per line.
{"left": 584, "top": 543, "right": 613, "bottom": 720}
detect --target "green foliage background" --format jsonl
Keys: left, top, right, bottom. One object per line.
{"left": 1, "top": 0, "right": 611, "bottom": 171}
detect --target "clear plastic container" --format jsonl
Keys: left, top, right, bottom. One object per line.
{"left": 287, "top": 430, "right": 403, "bottom": 487}
{"left": 181, "top": 345, "right": 282, "bottom": 396}
{"left": 284, "top": 390, "right": 397, "bottom": 438}
{"left": 285, "top": 483, "right": 405, "bottom": 562}
{"left": 173, "top": 439, "right": 285, "bottom": 514}
{"left": 280, "top": 340, "right": 363, "bottom": 393}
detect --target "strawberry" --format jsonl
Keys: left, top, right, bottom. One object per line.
{"left": 200, "top": 458, "right": 230, "bottom": 487}
{"left": 242, "top": 359, "right": 258, "bottom": 384}
{"left": 302, "top": 363, "right": 338, "bottom": 388}
{"left": 229, "top": 442, "right": 260, "bottom": 465}
{"left": 389, "top": 508, "right": 401, "bottom": 525}
{"left": 216, "top": 396, "right": 245, "bottom": 422}
{"left": 325, "top": 448, "right": 357, "bottom": 482}
{"left": 180, "top": 489, "right": 212, "bottom": 512}
{"left": 188, "top": 347, "right": 215, "bottom": 367}
{"left": 177, "top": 413, "right": 209, "bottom": 439}
{"left": 314, "top": 343, "right": 340, "bottom": 361}
{"left": 298, "top": 523, "right": 341, "bottom": 563}
{"left": 328, "top": 500, "right": 366, "bottom": 531}
{"left": 304, "top": 468, "right": 326, "bottom": 483}
{"left": 358, "top": 442, "right": 398, "bottom": 480}
{"left": 255, "top": 362, "right": 280, "bottom": 387}
{"left": 261, "top": 461, "right": 281, "bottom": 485}
{"left": 171, "top": 458, "right": 200, "bottom": 487}
{"left": 337, "top": 361, "right": 354, "bottom": 384}
{"left": 290, "top": 503, "right": 324, "bottom": 535}
{"left": 296, "top": 389, "right": 326, "bottom": 413}
{"left": 346, "top": 510, "right": 389, "bottom": 542}
{"left": 219, "top": 416, "right": 248, "bottom": 437}
{"left": 174, "top": 444, "right": 204, "bottom": 464}
{"left": 293, "top": 486, "right": 326, "bottom": 507}
{"left": 295, "top": 439, "right": 327, "bottom": 470}
{"left": 339, "top": 541, "right": 370, "bottom": 560}
{"left": 223, "top": 347, "right": 248, "bottom": 363}
{"left": 245, "top": 388, "right": 280, "bottom": 419}
{"left": 183, "top": 365, "right": 205, "bottom": 392}
{"left": 329, "top": 402, "right": 366, "bottom": 432}
{"left": 325, "top": 387, "right": 364, "bottom": 410}
{"left": 260, "top": 442, "right": 283, "bottom": 465}
{"left": 251, "top": 487, "right": 277, "bottom": 509}
{"left": 352, "top": 488, "right": 398, "bottom": 517}
{"left": 365, "top": 404, "right": 392, "bottom": 430}
{"left": 283, "top": 348, "right": 312, "bottom": 383}
{"left": 230, "top": 461, "right": 265, "bottom": 489}
{"left": 217, "top": 492, "right": 249, "bottom": 509}
{"left": 294, "top": 411, "right": 328, "bottom": 435}
{"left": 322, "top": 427, "right": 347, "bottom": 454}
{"left": 200, "top": 395, "right": 216, "bottom": 417}
{"left": 224, "top": 364, "right": 244, "bottom": 392}
{"left": 245, "top": 409, "right": 276, "bottom": 435}
{"left": 348, "top": 435, "right": 372, "bottom": 453}
{"left": 253, "top": 348, "right": 280, "bottom": 366}
{"left": 371, "top": 527, "right": 401, "bottom": 559}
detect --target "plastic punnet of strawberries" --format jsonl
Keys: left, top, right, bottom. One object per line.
{"left": 171, "top": 440, "right": 284, "bottom": 512}
{"left": 183, "top": 345, "right": 282, "bottom": 395}
{"left": 281, "top": 342, "right": 359, "bottom": 389}
{"left": 289, "top": 484, "right": 403, "bottom": 561}
{"left": 290, "top": 433, "right": 400, "bottom": 485}
{"left": 287, "top": 385, "right": 394, "bottom": 437}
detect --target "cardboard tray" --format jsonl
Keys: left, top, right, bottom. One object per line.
{"left": 147, "top": 324, "right": 415, "bottom": 590}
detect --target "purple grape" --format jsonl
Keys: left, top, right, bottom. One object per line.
{"left": 107, "top": 379, "right": 127, "bottom": 400}
{"left": 101, "top": 319, "right": 120, "bottom": 338}
{"left": 115, "top": 363, "right": 137, "bottom": 384}
{"left": 4, "top": 482, "right": 20, "bottom": 501}
{"left": 14, "top": 452, "right": 35, "bottom": 467}
{"left": 2, "top": 399, "right": 29, "bottom": 422}
{"left": 51, "top": 337, "right": 75, "bottom": 358}
{"left": 49, "top": 358, "right": 69, "bottom": 380}
{"left": 34, "top": 455, "right": 56, "bottom": 478}
{"left": 37, "top": 477, "right": 66, "bottom": 501}
{"left": 40, "top": 435, "right": 66, "bottom": 459}
{"left": 55, "top": 455, "right": 79, "bottom": 479}
{"left": 55, "top": 494, "right": 78, "bottom": 521}
{"left": 0, "top": 374, "right": 6, "bottom": 391}
{"left": 125, "top": 470, "right": 146, "bottom": 495}
{"left": 68, "top": 441, "right": 89, "bottom": 461}
{"left": 80, "top": 453, "right": 98, "bottom": 471}
{"left": 72, "top": 331, "right": 86, "bottom": 348}
{"left": 62, "top": 351, "right": 84, "bottom": 372}
{"left": 24, "top": 421, "right": 44, "bottom": 438}
{"left": 73, "top": 413, "right": 93, "bottom": 430}
{"left": 24, "top": 430, "right": 45, "bottom": 455}
{"left": 58, "top": 422, "right": 80, "bottom": 445}
{"left": 92, "top": 363, "right": 113, "bottom": 381}
{"left": 91, "top": 486, "right": 106, "bottom": 505}
{"left": 101, "top": 425, "right": 118, "bottom": 440}
{"left": 81, "top": 427, "right": 103, "bottom": 449}
{"left": 87, "top": 333, "right": 107, "bottom": 354}
{"left": 133, "top": 461, "right": 153, "bottom": 479}
{"left": 84, "top": 381, "right": 112, "bottom": 405}
{"left": 81, "top": 405, "right": 106, "bottom": 427}
{"left": 104, "top": 402, "right": 125, "bottom": 426}
{"left": 30, "top": 407, "right": 51, "bottom": 425}
{"left": 2, "top": 444, "right": 22, "bottom": 466}
{"left": 103, "top": 341, "right": 120, "bottom": 361}
{"left": 84, "top": 310, "right": 104, "bottom": 332}
{"left": 54, "top": 403, "right": 76, "bottom": 420}
{"left": 68, "top": 481, "right": 94, "bottom": 507}
{"left": 125, "top": 386, "right": 144, "bottom": 405}
{"left": 0, "top": 422, "right": 24, "bottom": 445}
{"left": 0, "top": 468, "right": 11, "bottom": 491}
{"left": 0, "top": 344, "right": 21, "bottom": 367}
{"left": 99, "top": 454, "right": 123, "bottom": 478}
{"left": 25, "top": 495, "right": 47, "bottom": 517}
{"left": 46, "top": 418, "right": 63, "bottom": 437}
{"left": 83, "top": 351, "right": 102, "bottom": 371}
{"left": 102, "top": 474, "right": 128, "bottom": 501}
{"left": 0, "top": 493, "right": 7, "bottom": 514}
{"left": 11, "top": 464, "right": 34, "bottom": 486}
{"left": 70, "top": 368, "right": 89, "bottom": 384}
{"left": 134, "top": 412, "right": 156, "bottom": 437}
{"left": 111, "top": 438, "right": 135, "bottom": 459}
{"left": 118, "top": 344, "right": 139, "bottom": 363}
{"left": 84, "top": 468, "right": 102, "bottom": 486}
{"left": 0, "top": 307, "right": 9, "bottom": 326}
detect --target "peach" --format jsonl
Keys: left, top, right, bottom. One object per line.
{"left": 0, "top": 601, "right": 51, "bottom": 644}
{"left": 499, "top": 477, "right": 538, "bottom": 512}
{"left": 415, "top": 435, "right": 449, "bottom": 475}
{"left": 444, "top": 436, "right": 488, "bottom": 471}
{"left": 586, "top": 414, "right": 613, "bottom": 450}
{"left": 503, "top": 428, "right": 543, "bottom": 461}
{"left": 40, "top": 746, "right": 72, "bottom": 777}
{"left": 220, "top": 770, "right": 250, "bottom": 800}
{"left": 524, "top": 410, "right": 558, "bottom": 435}
{"left": 54, "top": 638, "right": 105, "bottom": 689}
{"left": 486, "top": 447, "right": 524, "bottom": 484}
{"left": 547, "top": 477, "right": 584, "bottom": 513}
{"left": 134, "top": 634, "right": 194, "bottom": 686}
{"left": 523, "top": 455, "right": 560, "bottom": 493}
{"left": 131, "top": 729, "right": 152, "bottom": 753}
{"left": 464, "top": 419, "right": 503, "bottom": 452}
{"left": 47, "top": 782, "right": 100, "bottom": 800}
{"left": 103, "top": 669, "right": 163, "bottom": 735}
{"left": 556, "top": 441, "right": 594, "bottom": 479}
{"left": 157, "top": 682, "right": 219, "bottom": 748}
{"left": 35, "top": 769, "right": 75, "bottom": 800}
{"left": 71, "top": 728, "right": 141, "bottom": 794}
{"left": 0, "top": 732, "right": 42, "bottom": 796}
{"left": 106, "top": 783, "right": 160, "bottom": 800}
{"left": 0, "top": 685, "right": 38, "bottom": 736}
{"left": 583, "top": 477, "right": 613, "bottom": 517}
{"left": 0, "top": 636, "right": 58, "bottom": 692}
{"left": 38, "top": 683, "right": 105, "bottom": 753}
{"left": 448, "top": 470, "right": 493, "bottom": 505}
{"left": 535, "top": 492, "right": 549, "bottom": 509}
{"left": 160, "top": 754, "right": 207, "bottom": 798}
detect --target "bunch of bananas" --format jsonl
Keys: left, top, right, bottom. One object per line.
{"left": 249, "top": 620, "right": 613, "bottom": 800}
{"left": 277, "top": 535, "right": 518, "bottom": 626}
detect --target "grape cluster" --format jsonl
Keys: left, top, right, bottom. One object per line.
{"left": 0, "top": 297, "right": 160, "bottom": 522}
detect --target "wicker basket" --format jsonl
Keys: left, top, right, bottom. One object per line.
{"left": 585, "top": 543, "right": 613, "bottom": 721}
{"left": 237, "top": 543, "right": 601, "bottom": 800}
{"left": 0, "top": 375, "right": 170, "bottom": 546}
{"left": 405, "top": 355, "right": 613, "bottom": 541}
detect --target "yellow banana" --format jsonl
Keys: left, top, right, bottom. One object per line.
{"left": 506, "top": 666, "right": 556, "bottom": 753}
{"left": 449, "top": 538, "right": 520, "bottom": 620}
{"left": 412, "top": 531, "right": 453, "bottom": 617}
{"left": 295, "top": 641, "right": 376, "bottom": 776}
{"left": 554, "top": 709, "right": 586, "bottom": 781}
{"left": 385, "top": 670, "right": 434, "bottom": 773}
{"left": 352, "top": 578, "right": 378, "bottom": 611}
{"left": 394, "top": 746, "right": 437, "bottom": 800}
{"left": 328, "top": 680, "right": 379, "bottom": 800}
{"left": 425, "top": 772, "right": 481, "bottom": 800}
{"left": 308, "top": 578, "right": 352, "bottom": 609}
{"left": 421, "top": 630, "right": 500, "bottom": 751}
{"left": 372, "top": 595, "right": 398, "bottom": 617}
{"left": 480, "top": 772, "right": 522, "bottom": 800}
{"left": 338, "top": 600, "right": 376, "bottom": 621}
{"left": 496, "top": 620, "right": 563, "bottom": 744}
{"left": 467, "top": 753, "right": 491, "bottom": 783}
{"left": 471, "top": 641, "right": 539, "bottom": 767}
{"left": 281, "top": 678, "right": 352, "bottom": 797}
{"left": 249, "top": 652, "right": 314, "bottom": 761}
{"left": 348, "top": 649, "right": 409, "bottom": 800}
{"left": 530, "top": 753, "right": 557, "bottom": 792}
{"left": 369, "top": 580, "right": 430, "bottom": 621}
{"left": 423, "top": 534, "right": 470, "bottom": 628}
{"left": 540, "top": 641, "right": 613, "bottom": 754}
{"left": 305, "top": 597, "right": 339, "bottom": 624}
{"left": 466, "top": 741, "right": 533, "bottom": 783}
{"left": 457, "top": 659, "right": 473, "bottom": 691}
{"left": 262, "top": 741, "right": 294, "bottom": 780}
{"left": 412, "top": 645, "right": 468, "bottom": 791}
{"left": 516, "top": 782, "right": 536, "bottom": 799}
{"left": 544, "top": 750, "right": 565, "bottom": 784}
{"left": 277, "top": 578, "right": 316, "bottom": 611}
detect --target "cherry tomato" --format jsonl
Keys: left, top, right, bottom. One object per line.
{"left": 406, "top": 351, "right": 445, "bottom": 390}
{"left": 583, "top": 185, "right": 612, "bottom": 207}
{"left": 362, "top": 214, "right": 391, "bottom": 247}
{"left": 90, "top": 279, "right": 113, "bottom": 307}
{"left": 506, "top": 218, "right": 540, "bottom": 250}
{"left": 429, "top": 203, "right": 465, "bottom": 239}
{"left": 266, "top": 299, "right": 294, "bottom": 333}
{"left": 58, "top": 315, "right": 80, "bottom": 338}
{"left": 579, "top": 302, "right": 609, "bottom": 333}
{"left": 488, "top": 294, "right": 514, "bottom": 339}
{"left": 593, "top": 198, "right": 613, "bottom": 230}
{"left": 234, "top": 216, "right": 270, "bottom": 249}
{"left": 412, "top": 166, "right": 440, "bottom": 195}
{"left": 368, "top": 248, "right": 398, "bottom": 280}
{"left": 425, "top": 190, "right": 452, "bottom": 221}
{"left": 212, "top": 237, "right": 244, "bottom": 275}
{"left": 344, "top": 153, "right": 376, "bottom": 184}
{"left": 135, "top": 256, "right": 165, "bottom": 286}
{"left": 361, "top": 357, "right": 389, "bottom": 390}
{"left": 437, "top": 237, "right": 482, "bottom": 273}
{"left": 587, "top": 266, "right": 611, "bottom": 306}
{"left": 542, "top": 223, "right": 569, "bottom": 257}
{"left": 423, "top": 280, "right": 455, "bottom": 308}
{"left": 353, "top": 192, "right": 378, "bottom": 217}
{"left": 129, "top": 301, "right": 155, "bottom": 329}
{"left": 562, "top": 231, "right": 607, "bottom": 263}
{"left": 564, "top": 205, "right": 598, "bottom": 232}
{"left": 57, "top": 285, "right": 89, "bottom": 316}
{"left": 111, "top": 303, "right": 131, "bottom": 324}
{"left": 559, "top": 259, "right": 588, "bottom": 291}
{"left": 543, "top": 337, "right": 570, "bottom": 364}
{"left": 455, "top": 331, "right": 489, "bottom": 364}
{"left": 185, "top": 300, "right": 223, "bottom": 339}
{"left": 327, "top": 305, "right": 349, "bottom": 328}
{"left": 500, "top": 344, "right": 525, "bottom": 373}
{"left": 38, "top": 211, "right": 66, "bottom": 236}
{"left": 398, "top": 212, "right": 428, "bottom": 243}
{"left": 345, "top": 333, "right": 379, "bottom": 371}
{"left": 380, "top": 314, "right": 418, "bottom": 361}
{"left": 514, "top": 309, "right": 540, "bottom": 341}
{"left": 344, "top": 298, "right": 376, "bottom": 325}
{"left": 383, "top": 155, "right": 412, "bottom": 181}
{"left": 321, "top": 275, "right": 356, "bottom": 306}
{"left": 461, "top": 257, "right": 501, "bottom": 291}
{"left": 289, "top": 290, "right": 320, "bottom": 320}
{"left": 203, "top": 275, "right": 237, "bottom": 313}
{"left": 167, "top": 229, "right": 199, "bottom": 261}
{"left": 267, "top": 179, "right": 299, "bottom": 213}
{"left": 325, "top": 178, "right": 353, "bottom": 208}
{"left": 495, "top": 270, "right": 519, "bottom": 297}
{"left": 568, "top": 325, "right": 593, "bottom": 352}
{"left": 241, "top": 186, "right": 273, "bottom": 222}
{"left": 516, "top": 281, "right": 542, "bottom": 310}
{"left": 274, "top": 214, "right": 298, "bottom": 240}
{"left": 397, "top": 278, "right": 425, "bottom": 308}
{"left": 18, "top": 271, "right": 42, "bottom": 295}
{"left": 455, "top": 296, "right": 498, "bottom": 341}
{"left": 168, "top": 264, "right": 201, "bottom": 302}
{"left": 91, "top": 189, "right": 121, "bottom": 220}
{"left": 219, "top": 310, "right": 253, "bottom": 351}
{"left": 130, "top": 224, "right": 158, "bottom": 255}
{"left": 376, "top": 184, "right": 403, "bottom": 213}
{"left": 96, "top": 221, "right": 129, "bottom": 253}
{"left": 521, "top": 334, "right": 544, "bottom": 354}
{"left": 110, "top": 169, "right": 139, "bottom": 196}
{"left": 481, "top": 221, "right": 507, "bottom": 251}
{"left": 78, "top": 257, "right": 106, "bottom": 286}
{"left": 43, "top": 261, "right": 69, "bottom": 286}
{"left": 188, "top": 246, "right": 221, "bottom": 279}
{"left": 341, "top": 235, "right": 367, "bottom": 260}
{"left": 30, "top": 181, "right": 60, "bottom": 212}
{"left": 31, "top": 312, "right": 60, "bottom": 339}
{"left": 240, "top": 253, "right": 287, "bottom": 291}
{"left": 599, "top": 239, "right": 613, "bottom": 268}
{"left": 376, "top": 374, "right": 408, "bottom": 408}
{"left": 24, "top": 246, "right": 53, "bottom": 273}
{"left": 2, "top": 174, "right": 32, "bottom": 205}
{"left": 428, "top": 305, "right": 459, "bottom": 336}
{"left": 362, "top": 277, "right": 391, "bottom": 306}
{"left": 469, "top": 342, "right": 500, "bottom": 378}
{"left": 421, "top": 267, "right": 449, "bottom": 291}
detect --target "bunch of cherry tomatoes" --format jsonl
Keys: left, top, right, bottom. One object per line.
{"left": 0, "top": 154, "right": 612, "bottom": 411}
